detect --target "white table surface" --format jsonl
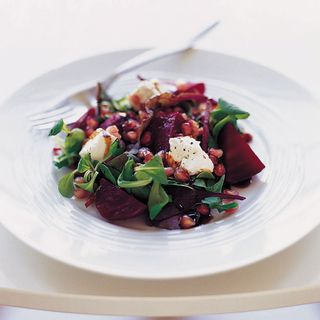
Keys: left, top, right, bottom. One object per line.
{"left": 0, "top": 0, "right": 320, "bottom": 317}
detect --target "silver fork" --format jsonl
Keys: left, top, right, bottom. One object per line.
{"left": 30, "top": 21, "right": 220, "bottom": 130}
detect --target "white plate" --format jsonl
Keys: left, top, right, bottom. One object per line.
{"left": 1, "top": 49, "right": 320, "bottom": 279}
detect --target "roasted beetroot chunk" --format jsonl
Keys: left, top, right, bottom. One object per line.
{"left": 218, "top": 123, "right": 265, "bottom": 184}
{"left": 96, "top": 179, "right": 147, "bottom": 220}
{"left": 148, "top": 112, "right": 185, "bottom": 152}
{"left": 70, "top": 107, "right": 96, "bottom": 130}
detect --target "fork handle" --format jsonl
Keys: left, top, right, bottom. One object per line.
{"left": 102, "top": 21, "right": 220, "bottom": 89}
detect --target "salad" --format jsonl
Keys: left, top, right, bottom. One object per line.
{"left": 49, "top": 78, "right": 265, "bottom": 230}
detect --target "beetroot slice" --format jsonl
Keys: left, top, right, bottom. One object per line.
{"left": 218, "top": 123, "right": 265, "bottom": 184}
{"left": 96, "top": 179, "right": 147, "bottom": 220}
{"left": 148, "top": 112, "right": 185, "bottom": 152}
{"left": 70, "top": 107, "right": 96, "bottom": 130}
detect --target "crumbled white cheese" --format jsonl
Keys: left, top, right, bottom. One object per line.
{"left": 128, "top": 79, "right": 173, "bottom": 109}
{"left": 169, "top": 137, "right": 213, "bottom": 175}
{"left": 79, "top": 128, "right": 117, "bottom": 161}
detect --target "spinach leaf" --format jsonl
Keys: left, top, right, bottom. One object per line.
{"left": 75, "top": 171, "right": 98, "bottom": 192}
{"left": 118, "top": 159, "right": 152, "bottom": 188}
{"left": 193, "top": 175, "right": 225, "bottom": 193}
{"left": 202, "top": 196, "right": 238, "bottom": 212}
{"left": 100, "top": 164, "right": 117, "bottom": 185}
{"left": 134, "top": 155, "right": 167, "bottom": 184}
{"left": 131, "top": 186, "right": 151, "bottom": 200}
{"left": 218, "top": 98, "right": 250, "bottom": 119}
{"left": 77, "top": 153, "right": 94, "bottom": 173}
{"left": 54, "top": 152, "right": 78, "bottom": 169}
{"left": 165, "top": 179, "right": 194, "bottom": 190}
{"left": 58, "top": 170, "right": 76, "bottom": 198}
{"left": 210, "top": 98, "right": 249, "bottom": 139}
{"left": 112, "top": 97, "right": 131, "bottom": 112}
{"left": 49, "top": 119, "right": 70, "bottom": 136}
{"left": 107, "top": 153, "right": 128, "bottom": 171}
{"left": 148, "top": 182, "right": 170, "bottom": 220}
{"left": 202, "top": 196, "right": 220, "bottom": 208}
{"left": 196, "top": 172, "right": 215, "bottom": 180}
{"left": 211, "top": 115, "right": 237, "bottom": 139}
{"left": 64, "top": 128, "right": 85, "bottom": 154}
{"left": 212, "top": 175, "right": 225, "bottom": 193}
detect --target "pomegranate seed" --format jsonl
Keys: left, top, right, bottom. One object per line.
{"left": 242, "top": 132, "right": 253, "bottom": 143}
{"left": 141, "top": 131, "right": 152, "bottom": 146}
{"left": 144, "top": 152, "right": 154, "bottom": 163}
{"left": 180, "top": 215, "right": 196, "bottom": 229}
{"left": 214, "top": 163, "right": 226, "bottom": 176}
{"left": 164, "top": 167, "right": 174, "bottom": 176}
{"left": 122, "top": 119, "right": 139, "bottom": 131}
{"left": 74, "top": 176, "right": 85, "bottom": 184}
{"left": 74, "top": 188, "right": 91, "bottom": 199}
{"left": 124, "top": 130, "right": 138, "bottom": 143}
{"left": 53, "top": 147, "right": 61, "bottom": 156}
{"left": 209, "top": 155, "right": 218, "bottom": 165}
{"left": 181, "top": 122, "right": 193, "bottom": 136}
{"left": 86, "top": 117, "right": 99, "bottom": 129}
{"left": 174, "top": 167, "right": 190, "bottom": 182}
{"left": 189, "top": 119, "right": 199, "bottom": 138}
{"left": 208, "top": 148, "right": 223, "bottom": 158}
{"left": 196, "top": 204, "right": 210, "bottom": 216}
{"left": 85, "top": 126, "right": 95, "bottom": 138}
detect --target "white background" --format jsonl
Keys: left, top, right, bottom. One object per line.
{"left": 0, "top": 0, "right": 320, "bottom": 319}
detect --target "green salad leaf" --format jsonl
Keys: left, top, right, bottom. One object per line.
{"left": 112, "top": 97, "right": 131, "bottom": 112}
{"left": 148, "top": 182, "right": 171, "bottom": 220}
{"left": 134, "top": 155, "right": 167, "bottom": 184}
{"left": 54, "top": 152, "right": 78, "bottom": 169}
{"left": 48, "top": 119, "right": 71, "bottom": 136}
{"left": 118, "top": 159, "right": 152, "bottom": 188}
{"left": 193, "top": 175, "right": 225, "bottom": 193}
{"left": 58, "top": 170, "right": 76, "bottom": 198}
{"left": 77, "top": 153, "right": 94, "bottom": 173}
{"left": 64, "top": 128, "right": 85, "bottom": 154}
{"left": 75, "top": 171, "right": 99, "bottom": 192}
{"left": 210, "top": 98, "right": 250, "bottom": 140}
{"left": 202, "top": 197, "right": 238, "bottom": 212}
{"left": 100, "top": 164, "right": 117, "bottom": 185}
